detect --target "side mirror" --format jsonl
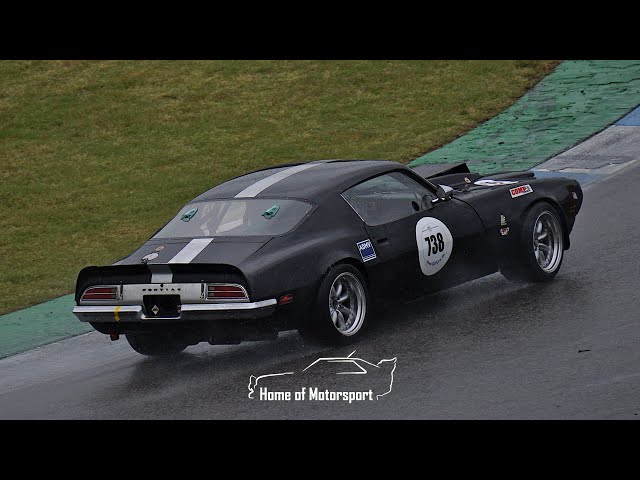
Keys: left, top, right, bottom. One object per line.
{"left": 434, "top": 184, "right": 455, "bottom": 202}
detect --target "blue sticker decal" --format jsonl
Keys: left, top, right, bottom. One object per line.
{"left": 357, "top": 239, "right": 377, "bottom": 262}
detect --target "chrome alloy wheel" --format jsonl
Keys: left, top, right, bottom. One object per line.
{"left": 533, "top": 211, "right": 563, "bottom": 273}
{"left": 328, "top": 272, "right": 366, "bottom": 336}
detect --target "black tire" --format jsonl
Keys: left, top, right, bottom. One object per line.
{"left": 298, "top": 263, "right": 370, "bottom": 345}
{"left": 501, "top": 201, "right": 565, "bottom": 283}
{"left": 126, "top": 331, "right": 188, "bottom": 357}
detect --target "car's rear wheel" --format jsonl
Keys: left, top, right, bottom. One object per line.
{"left": 501, "top": 202, "right": 565, "bottom": 282}
{"left": 126, "top": 331, "right": 188, "bottom": 356}
{"left": 298, "top": 264, "right": 370, "bottom": 345}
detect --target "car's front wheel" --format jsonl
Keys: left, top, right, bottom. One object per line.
{"left": 126, "top": 331, "right": 188, "bottom": 356}
{"left": 501, "top": 201, "right": 566, "bottom": 282}
{"left": 299, "top": 263, "right": 370, "bottom": 345}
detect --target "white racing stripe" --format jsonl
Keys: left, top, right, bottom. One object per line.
{"left": 168, "top": 238, "right": 214, "bottom": 264}
{"left": 149, "top": 264, "right": 173, "bottom": 283}
{"left": 234, "top": 162, "right": 320, "bottom": 198}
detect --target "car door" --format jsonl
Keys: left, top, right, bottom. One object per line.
{"left": 342, "top": 171, "right": 491, "bottom": 299}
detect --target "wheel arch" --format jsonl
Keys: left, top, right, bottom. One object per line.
{"left": 322, "top": 257, "right": 368, "bottom": 284}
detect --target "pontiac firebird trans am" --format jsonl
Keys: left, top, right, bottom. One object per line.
{"left": 73, "top": 160, "right": 583, "bottom": 356}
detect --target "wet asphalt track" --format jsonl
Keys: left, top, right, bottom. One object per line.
{"left": 1, "top": 161, "right": 639, "bottom": 419}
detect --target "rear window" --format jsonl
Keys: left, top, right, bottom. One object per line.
{"left": 154, "top": 199, "right": 314, "bottom": 239}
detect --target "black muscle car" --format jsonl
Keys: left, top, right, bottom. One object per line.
{"left": 73, "top": 160, "right": 583, "bottom": 355}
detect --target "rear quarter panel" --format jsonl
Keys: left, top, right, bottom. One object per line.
{"left": 237, "top": 196, "right": 370, "bottom": 306}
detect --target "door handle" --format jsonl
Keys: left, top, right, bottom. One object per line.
{"left": 376, "top": 237, "right": 390, "bottom": 245}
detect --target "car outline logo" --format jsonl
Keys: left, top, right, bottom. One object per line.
{"left": 248, "top": 350, "right": 397, "bottom": 400}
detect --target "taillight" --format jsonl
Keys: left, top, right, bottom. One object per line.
{"left": 206, "top": 284, "right": 248, "bottom": 301}
{"left": 81, "top": 286, "right": 118, "bottom": 301}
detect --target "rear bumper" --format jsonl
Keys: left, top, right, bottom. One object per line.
{"left": 73, "top": 299, "right": 277, "bottom": 323}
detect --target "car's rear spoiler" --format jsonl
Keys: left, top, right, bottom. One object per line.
{"left": 410, "top": 162, "right": 536, "bottom": 189}
{"left": 409, "top": 162, "right": 471, "bottom": 179}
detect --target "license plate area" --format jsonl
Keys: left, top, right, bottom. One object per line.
{"left": 143, "top": 295, "right": 181, "bottom": 318}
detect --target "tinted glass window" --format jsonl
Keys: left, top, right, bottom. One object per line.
{"left": 154, "top": 199, "right": 313, "bottom": 238}
{"left": 342, "top": 172, "right": 431, "bottom": 226}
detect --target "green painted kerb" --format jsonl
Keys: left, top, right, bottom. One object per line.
{"left": 4, "top": 60, "right": 640, "bottom": 360}
{"left": 410, "top": 60, "right": 640, "bottom": 174}
{"left": 0, "top": 295, "right": 90, "bottom": 358}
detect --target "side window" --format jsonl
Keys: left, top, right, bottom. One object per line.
{"left": 342, "top": 172, "right": 432, "bottom": 226}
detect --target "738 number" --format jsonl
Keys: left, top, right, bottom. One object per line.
{"left": 425, "top": 232, "right": 445, "bottom": 256}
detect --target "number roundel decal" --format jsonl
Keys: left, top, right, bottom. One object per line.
{"left": 416, "top": 217, "right": 453, "bottom": 276}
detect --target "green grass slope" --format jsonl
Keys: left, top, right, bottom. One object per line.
{"left": 0, "top": 60, "right": 557, "bottom": 313}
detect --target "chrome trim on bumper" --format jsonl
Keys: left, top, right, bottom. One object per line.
{"left": 72, "top": 299, "right": 277, "bottom": 323}
{"left": 75, "top": 305, "right": 143, "bottom": 315}
{"left": 180, "top": 300, "right": 276, "bottom": 312}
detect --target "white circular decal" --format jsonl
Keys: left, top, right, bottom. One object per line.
{"left": 415, "top": 217, "right": 453, "bottom": 276}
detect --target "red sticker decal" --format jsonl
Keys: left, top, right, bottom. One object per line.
{"left": 510, "top": 184, "right": 533, "bottom": 198}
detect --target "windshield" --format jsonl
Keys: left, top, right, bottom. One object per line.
{"left": 154, "top": 199, "right": 314, "bottom": 239}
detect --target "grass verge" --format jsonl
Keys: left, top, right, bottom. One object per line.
{"left": 0, "top": 60, "right": 558, "bottom": 313}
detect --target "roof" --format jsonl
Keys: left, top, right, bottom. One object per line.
{"left": 192, "top": 160, "right": 406, "bottom": 203}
